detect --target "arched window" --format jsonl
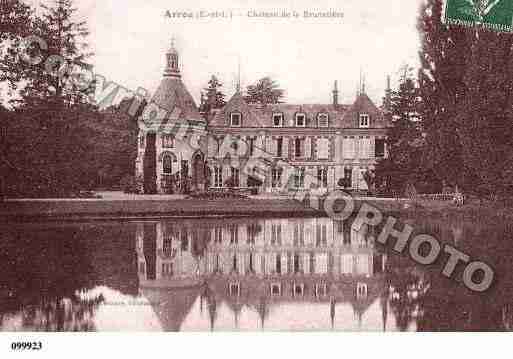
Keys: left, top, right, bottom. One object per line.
{"left": 163, "top": 154, "right": 173, "bottom": 174}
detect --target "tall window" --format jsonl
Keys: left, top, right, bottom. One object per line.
{"left": 343, "top": 136, "right": 356, "bottom": 159}
{"left": 181, "top": 229, "right": 188, "bottom": 251}
{"left": 214, "top": 166, "right": 223, "bottom": 187}
{"left": 293, "top": 222, "right": 304, "bottom": 246}
{"left": 163, "top": 154, "right": 173, "bottom": 174}
{"left": 316, "top": 224, "right": 327, "bottom": 247}
{"left": 214, "top": 226, "right": 223, "bottom": 243}
{"left": 162, "top": 134, "right": 174, "bottom": 148}
{"left": 231, "top": 167, "right": 240, "bottom": 187}
{"left": 359, "top": 113, "right": 370, "bottom": 128}
{"left": 273, "top": 113, "right": 284, "bottom": 127}
{"left": 248, "top": 137, "right": 255, "bottom": 157}
{"left": 247, "top": 223, "right": 258, "bottom": 244}
{"left": 230, "top": 112, "right": 242, "bottom": 127}
{"left": 295, "top": 113, "right": 306, "bottom": 127}
{"left": 230, "top": 225, "right": 239, "bottom": 244}
{"left": 162, "top": 263, "right": 173, "bottom": 278}
{"left": 317, "top": 167, "right": 328, "bottom": 188}
{"left": 294, "top": 167, "right": 305, "bottom": 188}
{"left": 344, "top": 168, "right": 353, "bottom": 188}
{"left": 317, "top": 113, "right": 329, "bottom": 127}
{"left": 294, "top": 138, "right": 302, "bottom": 158}
{"left": 271, "top": 223, "right": 282, "bottom": 246}
{"left": 271, "top": 168, "right": 282, "bottom": 188}
{"left": 275, "top": 253, "right": 282, "bottom": 274}
{"left": 163, "top": 236, "right": 173, "bottom": 258}
{"left": 276, "top": 137, "right": 283, "bottom": 157}
{"left": 375, "top": 138, "right": 385, "bottom": 158}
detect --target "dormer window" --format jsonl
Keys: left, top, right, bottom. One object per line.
{"left": 230, "top": 112, "right": 242, "bottom": 127}
{"left": 273, "top": 113, "right": 284, "bottom": 127}
{"left": 357, "top": 282, "right": 368, "bottom": 299}
{"left": 270, "top": 283, "right": 282, "bottom": 296}
{"left": 229, "top": 282, "right": 241, "bottom": 297}
{"left": 293, "top": 283, "right": 305, "bottom": 297}
{"left": 315, "top": 283, "right": 328, "bottom": 297}
{"left": 317, "top": 113, "right": 329, "bottom": 127}
{"left": 295, "top": 113, "right": 306, "bottom": 127}
{"left": 162, "top": 134, "right": 174, "bottom": 148}
{"left": 359, "top": 113, "right": 370, "bottom": 128}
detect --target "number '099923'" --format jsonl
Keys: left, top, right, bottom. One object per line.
{"left": 11, "top": 342, "right": 43, "bottom": 351}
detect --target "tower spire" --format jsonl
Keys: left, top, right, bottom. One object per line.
{"left": 164, "top": 36, "right": 181, "bottom": 78}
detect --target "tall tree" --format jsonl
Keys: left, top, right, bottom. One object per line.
{"left": 374, "top": 67, "right": 427, "bottom": 195}
{"left": 418, "top": 0, "right": 471, "bottom": 189}
{"left": 244, "top": 77, "right": 284, "bottom": 105}
{"left": 418, "top": 0, "right": 513, "bottom": 197}
{"left": 201, "top": 75, "right": 226, "bottom": 113}
{"left": 1, "top": 0, "right": 98, "bottom": 197}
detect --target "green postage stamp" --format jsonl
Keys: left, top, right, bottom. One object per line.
{"left": 444, "top": 0, "right": 513, "bottom": 32}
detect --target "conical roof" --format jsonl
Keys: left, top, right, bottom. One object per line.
{"left": 141, "top": 286, "right": 201, "bottom": 332}
{"left": 151, "top": 77, "right": 203, "bottom": 122}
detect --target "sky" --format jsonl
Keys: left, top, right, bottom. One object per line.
{"left": 26, "top": 0, "right": 424, "bottom": 105}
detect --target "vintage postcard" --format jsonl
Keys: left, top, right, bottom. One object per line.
{"left": 1, "top": 0, "right": 513, "bottom": 355}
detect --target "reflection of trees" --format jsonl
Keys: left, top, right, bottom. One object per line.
{"left": 0, "top": 225, "right": 105, "bottom": 331}
{"left": 383, "top": 221, "right": 513, "bottom": 331}
{"left": 3, "top": 295, "right": 105, "bottom": 331}
{"left": 385, "top": 253, "right": 429, "bottom": 331}
{"left": 199, "top": 284, "right": 217, "bottom": 331}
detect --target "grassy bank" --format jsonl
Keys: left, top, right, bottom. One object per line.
{"left": 1, "top": 195, "right": 511, "bottom": 223}
{"left": 395, "top": 197, "right": 513, "bottom": 223}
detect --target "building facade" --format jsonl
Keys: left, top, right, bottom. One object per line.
{"left": 136, "top": 42, "right": 391, "bottom": 195}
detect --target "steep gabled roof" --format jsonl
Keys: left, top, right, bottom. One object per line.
{"left": 341, "top": 92, "right": 388, "bottom": 128}
{"left": 208, "top": 90, "right": 390, "bottom": 129}
{"left": 209, "top": 92, "right": 264, "bottom": 127}
{"left": 255, "top": 103, "right": 349, "bottom": 128}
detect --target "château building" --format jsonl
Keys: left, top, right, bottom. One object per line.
{"left": 136, "top": 41, "right": 391, "bottom": 195}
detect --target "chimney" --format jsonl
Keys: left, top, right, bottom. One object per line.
{"left": 384, "top": 75, "right": 392, "bottom": 111}
{"left": 332, "top": 80, "right": 339, "bottom": 108}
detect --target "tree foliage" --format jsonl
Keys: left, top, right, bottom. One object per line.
{"left": 374, "top": 67, "right": 429, "bottom": 195}
{"left": 200, "top": 75, "right": 226, "bottom": 113}
{"left": 244, "top": 76, "right": 284, "bottom": 105}
{"left": 418, "top": 0, "right": 513, "bottom": 198}
{"left": 0, "top": 0, "right": 137, "bottom": 198}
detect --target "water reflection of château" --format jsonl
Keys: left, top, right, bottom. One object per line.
{"left": 136, "top": 217, "right": 395, "bottom": 331}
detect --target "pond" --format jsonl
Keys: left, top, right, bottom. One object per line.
{"left": 0, "top": 215, "right": 512, "bottom": 331}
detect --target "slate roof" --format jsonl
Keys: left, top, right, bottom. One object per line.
{"left": 208, "top": 91, "right": 389, "bottom": 129}
{"left": 151, "top": 77, "right": 204, "bottom": 122}
{"left": 342, "top": 92, "right": 388, "bottom": 129}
